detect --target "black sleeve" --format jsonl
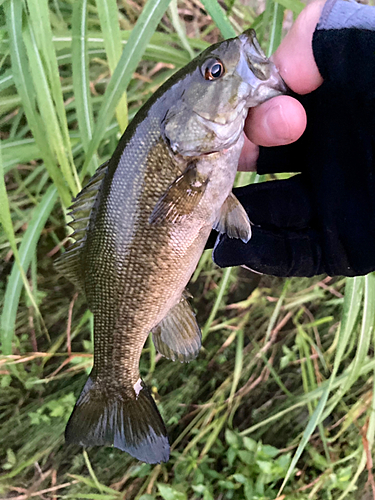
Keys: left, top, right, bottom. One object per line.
{"left": 212, "top": 0, "right": 375, "bottom": 277}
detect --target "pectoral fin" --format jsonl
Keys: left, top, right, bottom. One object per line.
{"left": 152, "top": 292, "right": 201, "bottom": 362}
{"left": 149, "top": 165, "right": 208, "bottom": 224}
{"left": 213, "top": 192, "right": 252, "bottom": 243}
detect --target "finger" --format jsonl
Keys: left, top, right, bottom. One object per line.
{"left": 273, "top": 0, "right": 325, "bottom": 94}
{"left": 238, "top": 135, "right": 259, "bottom": 171}
{"left": 243, "top": 95, "right": 307, "bottom": 147}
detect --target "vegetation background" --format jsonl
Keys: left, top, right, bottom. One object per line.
{"left": 1, "top": 0, "right": 375, "bottom": 498}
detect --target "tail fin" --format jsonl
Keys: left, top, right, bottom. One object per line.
{"left": 65, "top": 376, "right": 170, "bottom": 464}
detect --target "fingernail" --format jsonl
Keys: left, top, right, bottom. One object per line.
{"left": 265, "top": 104, "right": 292, "bottom": 144}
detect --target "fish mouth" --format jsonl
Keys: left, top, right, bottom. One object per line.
{"left": 238, "top": 28, "right": 288, "bottom": 105}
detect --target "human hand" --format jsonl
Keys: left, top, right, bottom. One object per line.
{"left": 239, "top": 0, "right": 324, "bottom": 171}
{"left": 213, "top": 0, "right": 375, "bottom": 277}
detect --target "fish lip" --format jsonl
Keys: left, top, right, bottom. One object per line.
{"left": 237, "top": 29, "right": 288, "bottom": 104}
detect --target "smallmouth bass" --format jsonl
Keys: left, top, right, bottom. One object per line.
{"left": 56, "top": 29, "right": 286, "bottom": 464}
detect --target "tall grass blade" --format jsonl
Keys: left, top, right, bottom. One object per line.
{"left": 200, "top": 0, "right": 236, "bottom": 38}
{"left": 96, "top": 0, "right": 128, "bottom": 132}
{"left": 2, "top": 138, "right": 42, "bottom": 172}
{"left": 81, "top": 0, "right": 173, "bottom": 178}
{"left": 0, "top": 184, "right": 58, "bottom": 354}
{"left": 50, "top": 30, "right": 205, "bottom": 66}
{"left": 70, "top": 473, "right": 121, "bottom": 495}
{"left": 275, "top": 0, "right": 304, "bottom": 14}
{"left": 71, "top": 0, "right": 99, "bottom": 174}
{"left": 0, "top": 136, "right": 57, "bottom": 355}
{"left": 202, "top": 267, "right": 232, "bottom": 340}
{"left": 337, "top": 364, "right": 375, "bottom": 500}
{"left": 228, "top": 329, "right": 244, "bottom": 401}
{"left": 169, "top": 0, "right": 195, "bottom": 59}
{"left": 200, "top": 413, "right": 227, "bottom": 457}
{"left": 277, "top": 276, "right": 364, "bottom": 495}
{"left": 266, "top": 1, "right": 284, "bottom": 57}
{"left": 0, "top": 69, "right": 14, "bottom": 92}
{"left": 323, "top": 273, "right": 374, "bottom": 417}
{"left": 265, "top": 279, "right": 290, "bottom": 342}
{"left": 241, "top": 356, "right": 375, "bottom": 437}
{"left": 25, "top": 0, "right": 79, "bottom": 191}
{"left": 22, "top": 23, "right": 80, "bottom": 197}
{"left": 4, "top": 0, "right": 70, "bottom": 207}
{"left": 83, "top": 450, "right": 103, "bottom": 493}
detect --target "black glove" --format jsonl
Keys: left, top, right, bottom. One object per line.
{"left": 212, "top": 8, "right": 375, "bottom": 277}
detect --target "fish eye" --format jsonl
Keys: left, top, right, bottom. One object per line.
{"left": 203, "top": 59, "right": 224, "bottom": 80}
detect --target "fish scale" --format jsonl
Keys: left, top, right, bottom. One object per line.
{"left": 56, "top": 28, "right": 287, "bottom": 463}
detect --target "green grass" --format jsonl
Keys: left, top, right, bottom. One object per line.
{"left": 1, "top": 0, "right": 375, "bottom": 498}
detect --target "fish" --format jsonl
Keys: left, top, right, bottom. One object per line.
{"left": 56, "top": 28, "right": 287, "bottom": 464}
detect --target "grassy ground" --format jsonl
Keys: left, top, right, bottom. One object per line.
{"left": 1, "top": 0, "right": 375, "bottom": 498}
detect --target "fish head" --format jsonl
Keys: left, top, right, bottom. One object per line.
{"left": 163, "top": 29, "right": 287, "bottom": 156}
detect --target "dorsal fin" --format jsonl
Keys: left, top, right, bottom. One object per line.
{"left": 55, "top": 161, "right": 109, "bottom": 289}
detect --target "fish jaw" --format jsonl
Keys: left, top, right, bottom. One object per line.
{"left": 237, "top": 29, "right": 288, "bottom": 106}
{"left": 195, "top": 105, "right": 248, "bottom": 153}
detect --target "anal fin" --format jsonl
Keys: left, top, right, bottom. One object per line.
{"left": 152, "top": 292, "right": 201, "bottom": 362}
{"left": 213, "top": 192, "right": 252, "bottom": 243}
